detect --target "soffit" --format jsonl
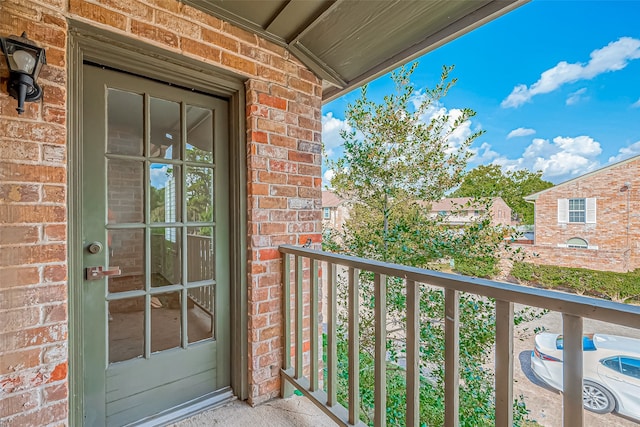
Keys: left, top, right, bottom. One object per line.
{"left": 183, "top": 0, "right": 528, "bottom": 103}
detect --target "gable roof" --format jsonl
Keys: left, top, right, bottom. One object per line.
{"left": 524, "top": 154, "right": 640, "bottom": 201}
{"left": 322, "top": 190, "right": 346, "bottom": 208}
{"left": 183, "top": 0, "right": 528, "bottom": 102}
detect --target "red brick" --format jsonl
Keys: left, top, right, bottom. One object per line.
{"left": 248, "top": 183, "right": 269, "bottom": 196}
{"left": 0, "top": 348, "right": 41, "bottom": 375}
{"left": 181, "top": 4, "right": 223, "bottom": 28}
{"left": 181, "top": 38, "right": 222, "bottom": 61}
{"left": 258, "top": 197, "right": 287, "bottom": 210}
{"left": 260, "top": 223, "right": 286, "bottom": 234}
{"left": 3, "top": 401, "right": 67, "bottom": 426}
{"left": 43, "top": 304, "right": 67, "bottom": 323}
{"left": 202, "top": 29, "right": 239, "bottom": 52}
{"left": 258, "top": 94, "right": 286, "bottom": 111}
{"left": 258, "top": 248, "right": 280, "bottom": 261}
{"left": 249, "top": 131, "right": 268, "bottom": 143}
{"left": 0, "top": 226, "right": 39, "bottom": 245}
{"left": 0, "top": 205, "right": 65, "bottom": 224}
{"left": 43, "top": 382, "right": 68, "bottom": 403}
{"left": 0, "top": 183, "right": 39, "bottom": 203}
{"left": 269, "top": 160, "right": 297, "bottom": 174}
{"left": 0, "top": 307, "right": 40, "bottom": 334}
{"left": 221, "top": 52, "right": 257, "bottom": 75}
{"left": 0, "top": 163, "right": 66, "bottom": 184}
{"left": 223, "top": 22, "right": 257, "bottom": 45}
{"left": 269, "top": 135, "right": 297, "bottom": 149}
{"left": 0, "top": 391, "right": 38, "bottom": 418}
{"left": 288, "top": 151, "right": 314, "bottom": 164}
{"left": 156, "top": 10, "right": 200, "bottom": 38}
{"left": 0, "top": 267, "right": 40, "bottom": 289}
{"left": 101, "top": 0, "right": 154, "bottom": 20}
{"left": 69, "top": 0, "right": 127, "bottom": 30}
{"left": 0, "top": 285, "right": 67, "bottom": 311}
{"left": 289, "top": 77, "right": 313, "bottom": 95}
{"left": 0, "top": 324, "right": 67, "bottom": 351}
{"left": 0, "top": 120, "right": 65, "bottom": 144}
{"left": 257, "top": 171, "right": 287, "bottom": 185}
{"left": 131, "top": 20, "right": 178, "bottom": 48}
{"left": 42, "top": 185, "right": 65, "bottom": 204}
{"left": 44, "top": 225, "right": 65, "bottom": 242}
{"left": 256, "top": 66, "right": 287, "bottom": 85}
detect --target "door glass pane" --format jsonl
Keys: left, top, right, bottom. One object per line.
{"left": 187, "top": 227, "right": 214, "bottom": 283}
{"left": 107, "top": 89, "right": 143, "bottom": 156}
{"left": 108, "top": 229, "right": 145, "bottom": 293}
{"left": 108, "top": 159, "right": 144, "bottom": 223}
{"left": 188, "top": 285, "right": 214, "bottom": 343}
{"left": 151, "top": 227, "right": 181, "bottom": 287}
{"left": 150, "top": 163, "right": 180, "bottom": 223}
{"left": 150, "top": 97, "right": 181, "bottom": 159}
{"left": 186, "top": 166, "right": 213, "bottom": 222}
{"left": 186, "top": 106, "right": 213, "bottom": 162}
{"left": 151, "top": 292, "right": 182, "bottom": 352}
{"left": 109, "top": 296, "right": 145, "bottom": 363}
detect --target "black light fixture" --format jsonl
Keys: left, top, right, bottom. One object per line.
{"left": 0, "top": 32, "right": 47, "bottom": 114}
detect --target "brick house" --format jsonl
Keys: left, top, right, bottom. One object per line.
{"left": 428, "top": 197, "right": 512, "bottom": 227}
{"left": 321, "top": 190, "right": 349, "bottom": 235}
{"left": 0, "top": 1, "right": 527, "bottom": 425}
{"left": 523, "top": 155, "right": 640, "bottom": 273}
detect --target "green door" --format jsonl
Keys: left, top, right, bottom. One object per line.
{"left": 82, "top": 64, "right": 230, "bottom": 426}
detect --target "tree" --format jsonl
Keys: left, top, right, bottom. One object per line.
{"left": 452, "top": 164, "right": 553, "bottom": 224}
{"left": 325, "top": 64, "right": 537, "bottom": 425}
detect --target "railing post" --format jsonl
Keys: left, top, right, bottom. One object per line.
{"left": 348, "top": 267, "right": 360, "bottom": 425}
{"left": 406, "top": 280, "right": 420, "bottom": 427}
{"left": 374, "top": 273, "right": 387, "bottom": 427}
{"left": 563, "top": 314, "right": 583, "bottom": 427}
{"left": 310, "top": 259, "right": 319, "bottom": 391}
{"left": 495, "top": 300, "right": 514, "bottom": 427}
{"left": 281, "top": 253, "right": 294, "bottom": 397}
{"left": 327, "top": 262, "right": 338, "bottom": 407}
{"left": 295, "top": 255, "right": 304, "bottom": 379}
{"left": 445, "top": 289, "right": 459, "bottom": 427}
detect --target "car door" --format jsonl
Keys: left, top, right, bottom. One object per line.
{"left": 598, "top": 356, "right": 640, "bottom": 417}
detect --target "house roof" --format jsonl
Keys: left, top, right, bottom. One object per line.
{"left": 322, "top": 190, "right": 345, "bottom": 207}
{"left": 429, "top": 197, "right": 507, "bottom": 211}
{"left": 523, "top": 154, "right": 640, "bottom": 201}
{"left": 182, "top": 0, "right": 528, "bottom": 103}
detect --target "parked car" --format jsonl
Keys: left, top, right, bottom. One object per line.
{"left": 531, "top": 332, "right": 640, "bottom": 420}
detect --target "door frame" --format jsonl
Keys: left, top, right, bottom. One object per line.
{"left": 68, "top": 20, "right": 248, "bottom": 425}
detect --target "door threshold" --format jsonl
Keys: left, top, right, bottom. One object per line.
{"left": 127, "top": 387, "right": 235, "bottom": 427}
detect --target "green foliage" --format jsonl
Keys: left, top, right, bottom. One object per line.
{"left": 452, "top": 165, "right": 553, "bottom": 224}
{"left": 324, "top": 64, "right": 539, "bottom": 425}
{"left": 452, "top": 255, "right": 498, "bottom": 278}
{"left": 511, "top": 262, "right": 640, "bottom": 303}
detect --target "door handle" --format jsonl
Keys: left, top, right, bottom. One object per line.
{"left": 86, "top": 266, "right": 122, "bottom": 280}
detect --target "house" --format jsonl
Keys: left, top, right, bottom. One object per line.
{"left": 322, "top": 190, "right": 349, "bottom": 235}
{"left": 523, "top": 155, "right": 640, "bottom": 273}
{"left": 0, "top": 1, "right": 536, "bottom": 425}
{"left": 428, "top": 197, "right": 512, "bottom": 227}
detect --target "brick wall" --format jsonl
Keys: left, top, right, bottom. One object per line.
{"left": 529, "top": 157, "right": 640, "bottom": 272}
{"left": 0, "top": 0, "right": 322, "bottom": 423}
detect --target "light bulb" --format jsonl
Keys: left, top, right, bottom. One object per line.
{"left": 12, "top": 50, "right": 36, "bottom": 74}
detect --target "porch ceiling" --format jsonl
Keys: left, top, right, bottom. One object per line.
{"left": 181, "top": 0, "right": 528, "bottom": 103}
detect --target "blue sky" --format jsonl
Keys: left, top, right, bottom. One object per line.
{"left": 321, "top": 1, "right": 640, "bottom": 185}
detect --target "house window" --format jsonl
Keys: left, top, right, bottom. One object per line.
{"left": 323, "top": 207, "right": 330, "bottom": 219}
{"left": 558, "top": 197, "right": 596, "bottom": 224}
{"left": 566, "top": 237, "right": 588, "bottom": 248}
{"left": 568, "top": 198, "right": 585, "bottom": 222}
{"left": 438, "top": 210, "right": 447, "bottom": 217}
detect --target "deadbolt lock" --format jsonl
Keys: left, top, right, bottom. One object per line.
{"left": 88, "top": 241, "right": 104, "bottom": 254}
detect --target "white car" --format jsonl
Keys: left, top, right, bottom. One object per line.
{"left": 531, "top": 332, "right": 640, "bottom": 420}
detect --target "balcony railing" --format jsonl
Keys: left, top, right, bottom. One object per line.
{"left": 278, "top": 245, "right": 640, "bottom": 427}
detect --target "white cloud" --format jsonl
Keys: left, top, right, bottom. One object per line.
{"left": 502, "top": 37, "right": 640, "bottom": 108}
{"left": 566, "top": 87, "right": 588, "bottom": 105}
{"left": 507, "top": 127, "right": 536, "bottom": 139}
{"left": 486, "top": 135, "right": 602, "bottom": 182}
{"left": 321, "top": 112, "right": 350, "bottom": 158}
{"left": 322, "top": 169, "right": 335, "bottom": 189}
{"left": 632, "top": 98, "right": 640, "bottom": 108}
{"left": 470, "top": 142, "right": 500, "bottom": 164}
{"left": 608, "top": 140, "right": 640, "bottom": 163}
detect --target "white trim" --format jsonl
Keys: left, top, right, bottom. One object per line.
{"left": 558, "top": 199, "right": 569, "bottom": 223}
{"left": 586, "top": 197, "right": 596, "bottom": 224}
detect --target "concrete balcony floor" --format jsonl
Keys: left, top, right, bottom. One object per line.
{"left": 172, "top": 395, "right": 336, "bottom": 427}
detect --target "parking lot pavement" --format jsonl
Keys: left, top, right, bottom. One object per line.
{"left": 513, "top": 308, "right": 640, "bottom": 426}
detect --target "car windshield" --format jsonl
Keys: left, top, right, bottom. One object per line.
{"left": 555, "top": 335, "right": 597, "bottom": 351}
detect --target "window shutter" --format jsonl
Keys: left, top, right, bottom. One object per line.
{"left": 558, "top": 199, "right": 569, "bottom": 223}
{"left": 586, "top": 197, "right": 596, "bottom": 223}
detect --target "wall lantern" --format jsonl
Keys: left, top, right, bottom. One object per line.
{"left": 0, "top": 32, "right": 47, "bottom": 114}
